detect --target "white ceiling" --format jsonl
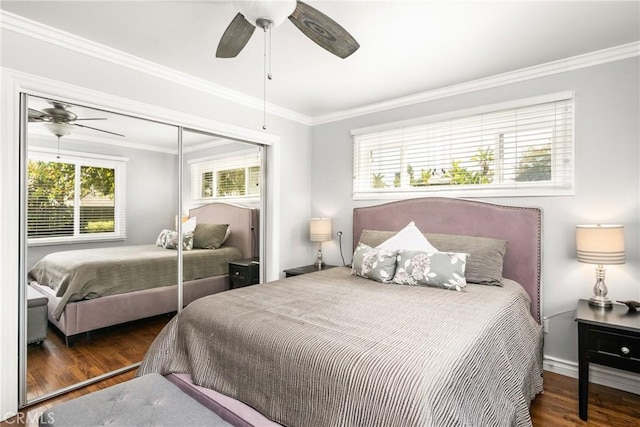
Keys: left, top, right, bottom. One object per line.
{"left": 3, "top": 1, "right": 639, "bottom": 121}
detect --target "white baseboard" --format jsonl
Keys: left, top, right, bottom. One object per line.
{"left": 544, "top": 355, "right": 640, "bottom": 395}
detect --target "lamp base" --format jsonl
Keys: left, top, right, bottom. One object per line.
{"left": 589, "top": 265, "right": 612, "bottom": 309}
{"left": 588, "top": 296, "right": 612, "bottom": 308}
{"left": 314, "top": 243, "right": 324, "bottom": 269}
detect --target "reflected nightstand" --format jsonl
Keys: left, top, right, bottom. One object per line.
{"left": 229, "top": 259, "right": 259, "bottom": 289}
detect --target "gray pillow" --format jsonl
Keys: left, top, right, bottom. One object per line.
{"left": 351, "top": 243, "right": 398, "bottom": 283}
{"left": 393, "top": 250, "right": 468, "bottom": 291}
{"left": 359, "top": 229, "right": 507, "bottom": 286}
{"left": 193, "top": 224, "right": 229, "bottom": 249}
{"left": 425, "top": 233, "right": 507, "bottom": 286}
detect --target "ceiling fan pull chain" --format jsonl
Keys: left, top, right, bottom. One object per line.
{"left": 268, "top": 25, "right": 273, "bottom": 81}
{"left": 262, "top": 25, "right": 268, "bottom": 130}
{"left": 56, "top": 136, "right": 61, "bottom": 159}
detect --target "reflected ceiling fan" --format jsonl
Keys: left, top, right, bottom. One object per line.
{"left": 28, "top": 101, "right": 125, "bottom": 139}
{"left": 216, "top": 0, "right": 360, "bottom": 59}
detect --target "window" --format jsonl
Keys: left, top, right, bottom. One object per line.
{"left": 190, "top": 149, "right": 261, "bottom": 201}
{"left": 352, "top": 92, "right": 574, "bottom": 199}
{"left": 27, "top": 149, "right": 127, "bottom": 245}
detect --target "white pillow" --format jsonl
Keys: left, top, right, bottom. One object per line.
{"left": 183, "top": 217, "right": 197, "bottom": 233}
{"left": 376, "top": 221, "right": 438, "bottom": 252}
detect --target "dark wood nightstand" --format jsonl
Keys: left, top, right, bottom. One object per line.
{"left": 229, "top": 259, "right": 259, "bottom": 289}
{"left": 283, "top": 264, "right": 338, "bottom": 278}
{"left": 575, "top": 299, "right": 640, "bottom": 421}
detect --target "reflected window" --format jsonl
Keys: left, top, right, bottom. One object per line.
{"left": 27, "top": 148, "right": 127, "bottom": 244}
{"left": 191, "top": 149, "right": 260, "bottom": 201}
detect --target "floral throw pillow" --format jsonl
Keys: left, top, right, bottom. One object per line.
{"left": 156, "top": 229, "right": 193, "bottom": 251}
{"left": 351, "top": 243, "right": 399, "bottom": 283}
{"left": 393, "top": 250, "right": 469, "bottom": 291}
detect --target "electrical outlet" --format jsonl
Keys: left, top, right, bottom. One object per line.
{"left": 543, "top": 318, "right": 549, "bottom": 334}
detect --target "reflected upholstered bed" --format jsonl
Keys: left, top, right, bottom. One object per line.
{"left": 138, "top": 197, "right": 543, "bottom": 426}
{"left": 28, "top": 202, "right": 258, "bottom": 344}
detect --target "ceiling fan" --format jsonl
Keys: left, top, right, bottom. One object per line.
{"left": 216, "top": 0, "right": 360, "bottom": 59}
{"left": 28, "top": 101, "right": 125, "bottom": 138}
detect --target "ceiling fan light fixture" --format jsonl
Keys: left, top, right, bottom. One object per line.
{"left": 234, "top": 0, "right": 296, "bottom": 28}
{"left": 44, "top": 122, "right": 73, "bottom": 138}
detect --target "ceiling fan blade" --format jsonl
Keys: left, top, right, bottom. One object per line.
{"left": 216, "top": 13, "right": 256, "bottom": 58}
{"left": 73, "top": 118, "right": 108, "bottom": 121}
{"left": 289, "top": 1, "right": 359, "bottom": 59}
{"left": 28, "top": 108, "right": 49, "bottom": 122}
{"left": 71, "top": 123, "right": 125, "bottom": 137}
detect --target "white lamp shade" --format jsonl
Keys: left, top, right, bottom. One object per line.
{"left": 310, "top": 218, "right": 332, "bottom": 242}
{"left": 234, "top": 0, "right": 296, "bottom": 28}
{"left": 576, "top": 224, "right": 625, "bottom": 265}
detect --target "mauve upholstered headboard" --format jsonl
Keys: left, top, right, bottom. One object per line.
{"left": 353, "top": 197, "right": 542, "bottom": 323}
{"left": 189, "top": 202, "right": 258, "bottom": 260}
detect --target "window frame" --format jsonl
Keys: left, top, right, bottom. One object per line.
{"left": 27, "top": 148, "right": 127, "bottom": 246}
{"left": 351, "top": 91, "right": 575, "bottom": 200}
{"left": 190, "top": 149, "right": 261, "bottom": 203}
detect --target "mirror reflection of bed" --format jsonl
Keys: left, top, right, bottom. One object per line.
{"left": 24, "top": 95, "right": 264, "bottom": 403}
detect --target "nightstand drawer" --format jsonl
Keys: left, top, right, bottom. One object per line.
{"left": 589, "top": 329, "right": 640, "bottom": 361}
{"left": 229, "top": 264, "right": 247, "bottom": 282}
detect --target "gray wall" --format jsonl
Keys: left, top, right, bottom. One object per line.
{"left": 310, "top": 58, "right": 640, "bottom": 365}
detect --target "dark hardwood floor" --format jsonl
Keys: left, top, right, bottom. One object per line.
{"left": 5, "top": 313, "right": 639, "bottom": 426}
{"left": 25, "top": 314, "right": 170, "bottom": 401}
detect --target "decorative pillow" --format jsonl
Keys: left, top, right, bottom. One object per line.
{"left": 221, "top": 227, "right": 232, "bottom": 245}
{"left": 351, "top": 243, "right": 398, "bottom": 283}
{"left": 425, "top": 234, "right": 507, "bottom": 286}
{"left": 193, "top": 224, "right": 229, "bottom": 249}
{"left": 393, "top": 250, "right": 468, "bottom": 291}
{"left": 376, "top": 221, "right": 438, "bottom": 252}
{"left": 157, "top": 230, "right": 193, "bottom": 250}
{"left": 360, "top": 229, "right": 507, "bottom": 286}
{"left": 183, "top": 217, "right": 197, "bottom": 233}
{"left": 156, "top": 229, "right": 172, "bottom": 247}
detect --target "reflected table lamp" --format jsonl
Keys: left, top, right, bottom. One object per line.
{"left": 576, "top": 224, "right": 625, "bottom": 308}
{"left": 310, "top": 218, "right": 332, "bottom": 268}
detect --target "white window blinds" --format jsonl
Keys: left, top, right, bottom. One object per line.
{"left": 27, "top": 149, "right": 127, "bottom": 244}
{"left": 352, "top": 92, "right": 574, "bottom": 199}
{"left": 190, "top": 149, "right": 261, "bottom": 201}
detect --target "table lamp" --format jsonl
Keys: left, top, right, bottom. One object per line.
{"left": 576, "top": 224, "right": 625, "bottom": 308}
{"left": 310, "top": 218, "right": 332, "bottom": 268}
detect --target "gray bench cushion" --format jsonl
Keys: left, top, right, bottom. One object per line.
{"left": 40, "top": 373, "right": 232, "bottom": 427}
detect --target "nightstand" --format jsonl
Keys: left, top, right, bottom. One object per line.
{"left": 229, "top": 259, "right": 259, "bottom": 289}
{"left": 575, "top": 299, "right": 640, "bottom": 421}
{"left": 283, "top": 264, "right": 338, "bottom": 278}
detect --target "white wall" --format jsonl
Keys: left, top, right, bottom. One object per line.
{"left": 311, "top": 58, "right": 640, "bottom": 383}
{"left": 0, "top": 28, "right": 312, "bottom": 420}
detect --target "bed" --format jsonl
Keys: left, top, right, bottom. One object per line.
{"left": 28, "top": 202, "right": 258, "bottom": 345}
{"left": 138, "top": 197, "right": 544, "bottom": 427}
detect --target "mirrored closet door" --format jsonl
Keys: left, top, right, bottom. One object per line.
{"left": 20, "top": 95, "right": 269, "bottom": 406}
{"left": 21, "top": 94, "right": 182, "bottom": 404}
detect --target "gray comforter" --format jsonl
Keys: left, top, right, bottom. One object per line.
{"left": 138, "top": 267, "right": 543, "bottom": 427}
{"left": 29, "top": 245, "right": 242, "bottom": 319}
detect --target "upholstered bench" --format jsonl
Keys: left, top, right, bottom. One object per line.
{"left": 39, "top": 373, "right": 232, "bottom": 427}
{"left": 27, "top": 286, "right": 48, "bottom": 344}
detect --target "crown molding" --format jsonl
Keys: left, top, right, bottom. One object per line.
{"left": 2, "top": 10, "right": 637, "bottom": 128}
{"left": 0, "top": 10, "right": 312, "bottom": 126}
{"left": 311, "top": 41, "right": 640, "bottom": 125}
